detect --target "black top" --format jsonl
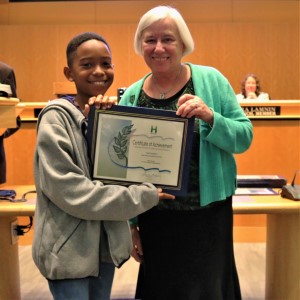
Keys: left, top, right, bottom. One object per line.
{"left": 136, "top": 78, "right": 201, "bottom": 210}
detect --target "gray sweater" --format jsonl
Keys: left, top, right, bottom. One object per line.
{"left": 32, "top": 99, "right": 158, "bottom": 280}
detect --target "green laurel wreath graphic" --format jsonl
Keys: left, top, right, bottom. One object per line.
{"left": 112, "top": 124, "right": 133, "bottom": 167}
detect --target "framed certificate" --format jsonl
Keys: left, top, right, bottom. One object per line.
{"left": 87, "top": 105, "right": 194, "bottom": 196}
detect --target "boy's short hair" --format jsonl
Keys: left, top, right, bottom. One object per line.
{"left": 66, "top": 32, "right": 110, "bottom": 67}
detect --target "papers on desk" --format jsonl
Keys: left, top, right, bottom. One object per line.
{"left": 0, "top": 84, "right": 12, "bottom": 97}
{"left": 238, "top": 175, "right": 282, "bottom": 179}
{"left": 235, "top": 188, "right": 277, "bottom": 195}
{"left": 237, "top": 175, "right": 287, "bottom": 188}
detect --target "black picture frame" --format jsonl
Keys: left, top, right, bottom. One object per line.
{"left": 87, "top": 105, "right": 194, "bottom": 196}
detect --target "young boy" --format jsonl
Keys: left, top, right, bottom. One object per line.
{"left": 32, "top": 32, "right": 161, "bottom": 300}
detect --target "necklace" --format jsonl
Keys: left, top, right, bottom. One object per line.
{"left": 152, "top": 66, "right": 183, "bottom": 99}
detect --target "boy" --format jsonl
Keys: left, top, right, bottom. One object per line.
{"left": 32, "top": 32, "right": 162, "bottom": 300}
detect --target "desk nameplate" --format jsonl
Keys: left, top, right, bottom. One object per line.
{"left": 239, "top": 100, "right": 300, "bottom": 117}
{"left": 242, "top": 106, "right": 280, "bottom": 116}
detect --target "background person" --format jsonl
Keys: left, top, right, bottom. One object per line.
{"left": 32, "top": 32, "right": 171, "bottom": 300}
{"left": 0, "top": 61, "right": 21, "bottom": 184}
{"left": 236, "top": 73, "right": 270, "bottom": 100}
{"left": 119, "top": 6, "right": 253, "bottom": 300}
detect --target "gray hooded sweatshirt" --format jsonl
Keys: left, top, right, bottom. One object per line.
{"left": 32, "top": 99, "right": 158, "bottom": 280}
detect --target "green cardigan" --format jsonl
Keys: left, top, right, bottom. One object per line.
{"left": 119, "top": 63, "right": 253, "bottom": 206}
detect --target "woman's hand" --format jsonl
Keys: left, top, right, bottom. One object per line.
{"left": 131, "top": 225, "right": 143, "bottom": 263}
{"left": 247, "top": 92, "right": 257, "bottom": 99}
{"left": 83, "top": 95, "right": 118, "bottom": 118}
{"left": 176, "top": 94, "right": 214, "bottom": 126}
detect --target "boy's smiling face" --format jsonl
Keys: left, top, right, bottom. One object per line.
{"left": 64, "top": 39, "right": 114, "bottom": 107}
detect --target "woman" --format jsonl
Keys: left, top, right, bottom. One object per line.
{"left": 236, "top": 73, "right": 270, "bottom": 100}
{"left": 119, "top": 6, "right": 253, "bottom": 300}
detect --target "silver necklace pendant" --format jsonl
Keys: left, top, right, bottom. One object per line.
{"left": 153, "top": 65, "right": 183, "bottom": 100}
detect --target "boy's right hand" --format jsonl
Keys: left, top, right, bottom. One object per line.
{"left": 131, "top": 225, "right": 143, "bottom": 263}
{"left": 83, "top": 95, "right": 117, "bottom": 117}
{"left": 157, "top": 188, "right": 175, "bottom": 200}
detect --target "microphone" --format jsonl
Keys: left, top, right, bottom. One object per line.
{"left": 291, "top": 170, "right": 300, "bottom": 186}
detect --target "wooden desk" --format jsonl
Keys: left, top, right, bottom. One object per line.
{"left": 236, "top": 99, "right": 300, "bottom": 178}
{"left": 0, "top": 186, "right": 299, "bottom": 300}
{"left": 0, "top": 185, "right": 35, "bottom": 300}
{"left": 239, "top": 99, "right": 300, "bottom": 118}
{"left": 233, "top": 194, "right": 300, "bottom": 300}
{"left": 0, "top": 97, "right": 24, "bottom": 134}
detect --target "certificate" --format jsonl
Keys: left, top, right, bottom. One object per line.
{"left": 87, "top": 105, "right": 194, "bottom": 196}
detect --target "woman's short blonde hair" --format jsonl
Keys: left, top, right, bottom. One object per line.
{"left": 134, "top": 6, "right": 195, "bottom": 57}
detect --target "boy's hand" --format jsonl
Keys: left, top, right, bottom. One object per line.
{"left": 131, "top": 225, "right": 143, "bottom": 263}
{"left": 157, "top": 188, "right": 175, "bottom": 200}
{"left": 83, "top": 95, "right": 118, "bottom": 117}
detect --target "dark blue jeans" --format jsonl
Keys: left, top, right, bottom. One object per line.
{"left": 48, "top": 262, "right": 115, "bottom": 300}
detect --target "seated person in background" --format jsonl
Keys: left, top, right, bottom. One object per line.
{"left": 236, "top": 73, "right": 270, "bottom": 101}
{"left": 0, "top": 61, "right": 21, "bottom": 185}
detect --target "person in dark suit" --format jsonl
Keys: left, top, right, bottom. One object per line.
{"left": 0, "top": 61, "right": 21, "bottom": 184}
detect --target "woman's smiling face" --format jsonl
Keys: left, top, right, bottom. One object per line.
{"left": 141, "top": 18, "right": 185, "bottom": 74}
{"left": 244, "top": 76, "right": 257, "bottom": 94}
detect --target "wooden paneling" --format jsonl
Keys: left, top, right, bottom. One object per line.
{"left": 0, "top": 0, "right": 299, "bottom": 242}
{"left": 0, "top": 1, "right": 298, "bottom": 102}
{"left": 1, "top": 1, "right": 299, "bottom": 24}
{"left": 190, "top": 23, "right": 299, "bottom": 100}
{"left": 0, "top": 0, "right": 298, "bottom": 102}
{"left": 235, "top": 119, "right": 300, "bottom": 180}
{"left": 233, "top": 0, "right": 299, "bottom": 22}
{"left": 0, "top": 22, "right": 298, "bottom": 103}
